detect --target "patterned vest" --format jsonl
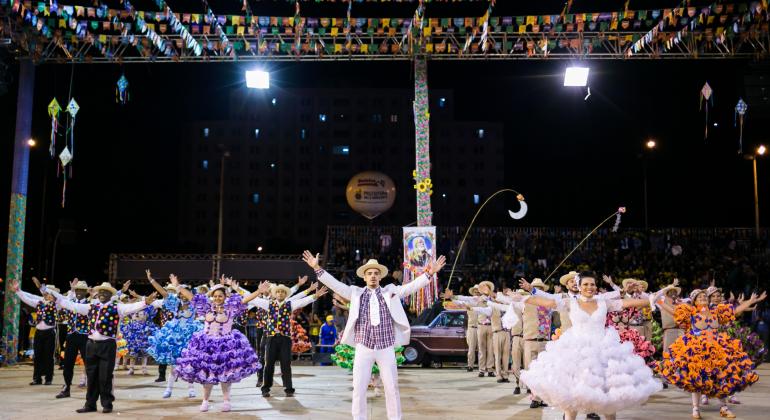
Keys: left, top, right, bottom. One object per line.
{"left": 36, "top": 301, "right": 57, "bottom": 327}
{"left": 266, "top": 300, "right": 292, "bottom": 337}
{"left": 88, "top": 302, "right": 120, "bottom": 338}
{"left": 255, "top": 307, "right": 269, "bottom": 329}
{"left": 66, "top": 298, "right": 90, "bottom": 334}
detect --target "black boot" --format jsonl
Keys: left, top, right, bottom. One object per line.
{"left": 56, "top": 386, "right": 71, "bottom": 398}
{"left": 513, "top": 386, "right": 521, "bottom": 394}
{"left": 586, "top": 413, "right": 600, "bottom": 420}
{"left": 75, "top": 406, "right": 97, "bottom": 413}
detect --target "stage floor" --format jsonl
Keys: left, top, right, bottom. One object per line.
{"left": 0, "top": 363, "right": 768, "bottom": 419}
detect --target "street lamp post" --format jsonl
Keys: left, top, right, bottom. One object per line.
{"left": 643, "top": 140, "right": 657, "bottom": 231}
{"left": 752, "top": 145, "right": 766, "bottom": 240}
{"left": 215, "top": 148, "right": 230, "bottom": 279}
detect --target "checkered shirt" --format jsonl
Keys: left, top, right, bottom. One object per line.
{"left": 355, "top": 287, "right": 395, "bottom": 350}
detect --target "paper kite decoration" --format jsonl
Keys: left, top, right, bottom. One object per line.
{"left": 59, "top": 147, "right": 72, "bottom": 207}
{"left": 58, "top": 147, "right": 72, "bottom": 167}
{"left": 116, "top": 74, "right": 129, "bottom": 105}
{"left": 735, "top": 98, "right": 747, "bottom": 154}
{"left": 66, "top": 98, "right": 80, "bottom": 117}
{"left": 700, "top": 82, "right": 714, "bottom": 140}
{"left": 47, "top": 98, "right": 61, "bottom": 158}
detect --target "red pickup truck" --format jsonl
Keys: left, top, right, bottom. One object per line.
{"left": 403, "top": 310, "right": 469, "bottom": 367}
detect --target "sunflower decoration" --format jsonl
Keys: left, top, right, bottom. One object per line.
{"left": 413, "top": 173, "right": 434, "bottom": 196}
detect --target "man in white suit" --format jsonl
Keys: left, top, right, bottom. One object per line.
{"left": 303, "top": 250, "right": 446, "bottom": 420}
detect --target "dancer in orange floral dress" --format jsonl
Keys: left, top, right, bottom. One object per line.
{"left": 656, "top": 289, "right": 766, "bottom": 419}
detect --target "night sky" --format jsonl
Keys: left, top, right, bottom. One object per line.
{"left": 1, "top": 1, "right": 769, "bottom": 281}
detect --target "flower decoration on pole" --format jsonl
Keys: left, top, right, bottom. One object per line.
{"left": 735, "top": 98, "right": 747, "bottom": 154}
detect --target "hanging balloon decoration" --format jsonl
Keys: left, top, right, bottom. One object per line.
{"left": 735, "top": 98, "right": 747, "bottom": 155}
{"left": 116, "top": 74, "right": 130, "bottom": 105}
{"left": 700, "top": 82, "right": 713, "bottom": 140}
{"left": 47, "top": 98, "right": 61, "bottom": 158}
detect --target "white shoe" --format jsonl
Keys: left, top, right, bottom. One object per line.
{"left": 162, "top": 389, "right": 172, "bottom": 398}
{"left": 200, "top": 400, "right": 209, "bottom": 412}
{"left": 701, "top": 395, "right": 709, "bottom": 405}
{"left": 128, "top": 368, "right": 134, "bottom": 376}
{"left": 188, "top": 389, "right": 196, "bottom": 398}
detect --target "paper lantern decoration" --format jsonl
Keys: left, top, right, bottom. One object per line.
{"left": 345, "top": 171, "right": 397, "bottom": 220}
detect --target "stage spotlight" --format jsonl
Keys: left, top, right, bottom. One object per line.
{"left": 246, "top": 70, "right": 269, "bottom": 89}
{"left": 564, "top": 67, "right": 589, "bottom": 87}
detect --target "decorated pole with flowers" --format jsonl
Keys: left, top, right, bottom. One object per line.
{"left": 413, "top": 57, "right": 433, "bottom": 227}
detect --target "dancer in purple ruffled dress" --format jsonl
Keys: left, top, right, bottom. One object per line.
{"left": 173, "top": 277, "right": 264, "bottom": 412}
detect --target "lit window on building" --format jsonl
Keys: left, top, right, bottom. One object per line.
{"left": 254, "top": 129, "right": 260, "bottom": 139}
{"left": 252, "top": 193, "right": 260, "bottom": 204}
{"left": 202, "top": 160, "right": 209, "bottom": 170}
{"left": 319, "top": 114, "right": 327, "bottom": 122}
{"left": 477, "top": 129, "right": 485, "bottom": 139}
{"left": 439, "top": 97, "right": 446, "bottom": 108}
{"left": 300, "top": 129, "right": 306, "bottom": 139}
{"left": 333, "top": 146, "right": 350, "bottom": 155}
{"left": 473, "top": 194, "right": 480, "bottom": 205}
{"left": 390, "top": 114, "right": 398, "bottom": 123}
{"left": 203, "top": 128, "right": 209, "bottom": 138}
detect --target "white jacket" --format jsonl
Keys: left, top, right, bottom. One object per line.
{"left": 316, "top": 270, "right": 432, "bottom": 347}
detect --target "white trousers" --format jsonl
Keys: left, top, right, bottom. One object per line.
{"left": 352, "top": 343, "right": 401, "bottom": 420}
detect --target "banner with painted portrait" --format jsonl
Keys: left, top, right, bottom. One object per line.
{"left": 402, "top": 226, "right": 438, "bottom": 314}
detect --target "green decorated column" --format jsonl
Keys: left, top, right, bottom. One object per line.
{"left": 3, "top": 59, "right": 35, "bottom": 364}
{"left": 413, "top": 57, "right": 432, "bottom": 226}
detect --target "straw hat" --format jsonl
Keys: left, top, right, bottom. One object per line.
{"left": 637, "top": 280, "right": 649, "bottom": 291}
{"left": 706, "top": 286, "right": 722, "bottom": 297}
{"left": 164, "top": 284, "right": 178, "bottom": 293}
{"left": 207, "top": 284, "right": 228, "bottom": 296}
{"left": 530, "top": 278, "right": 549, "bottom": 291}
{"left": 356, "top": 259, "right": 388, "bottom": 278}
{"left": 478, "top": 281, "right": 495, "bottom": 293}
{"left": 270, "top": 284, "right": 292, "bottom": 297}
{"left": 44, "top": 286, "right": 60, "bottom": 295}
{"left": 667, "top": 285, "right": 682, "bottom": 296}
{"left": 559, "top": 271, "right": 578, "bottom": 287}
{"left": 690, "top": 289, "right": 706, "bottom": 302}
{"left": 469, "top": 285, "right": 480, "bottom": 295}
{"left": 72, "top": 281, "right": 89, "bottom": 291}
{"left": 622, "top": 278, "right": 641, "bottom": 289}
{"left": 92, "top": 282, "right": 117, "bottom": 295}
{"left": 514, "top": 289, "right": 531, "bottom": 296}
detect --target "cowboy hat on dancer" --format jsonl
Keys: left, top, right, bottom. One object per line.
{"left": 356, "top": 259, "right": 388, "bottom": 279}
{"left": 478, "top": 281, "right": 495, "bottom": 296}
{"left": 559, "top": 271, "right": 578, "bottom": 287}
{"left": 270, "top": 284, "right": 292, "bottom": 301}
{"left": 530, "top": 278, "right": 549, "bottom": 292}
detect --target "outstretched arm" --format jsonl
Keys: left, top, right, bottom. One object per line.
{"left": 168, "top": 274, "right": 194, "bottom": 301}
{"left": 398, "top": 255, "right": 447, "bottom": 298}
{"left": 146, "top": 270, "right": 168, "bottom": 298}
{"left": 242, "top": 281, "right": 271, "bottom": 305}
{"left": 303, "top": 250, "right": 353, "bottom": 300}
{"left": 735, "top": 291, "right": 767, "bottom": 315}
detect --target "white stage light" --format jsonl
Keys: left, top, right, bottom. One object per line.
{"left": 564, "top": 67, "right": 589, "bottom": 87}
{"left": 246, "top": 70, "right": 270, "bottom": 89}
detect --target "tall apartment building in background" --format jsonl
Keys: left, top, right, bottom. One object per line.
{"left": 178, "top": 88, "right": 504, "bottom": 253}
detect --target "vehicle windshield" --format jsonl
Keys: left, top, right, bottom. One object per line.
{"left": 429, "top": 312, "right": 466, "bottom": 328}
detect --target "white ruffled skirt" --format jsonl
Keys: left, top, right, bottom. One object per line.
{"left": 520, "top": 325, "right": 661, "bottom": 414}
